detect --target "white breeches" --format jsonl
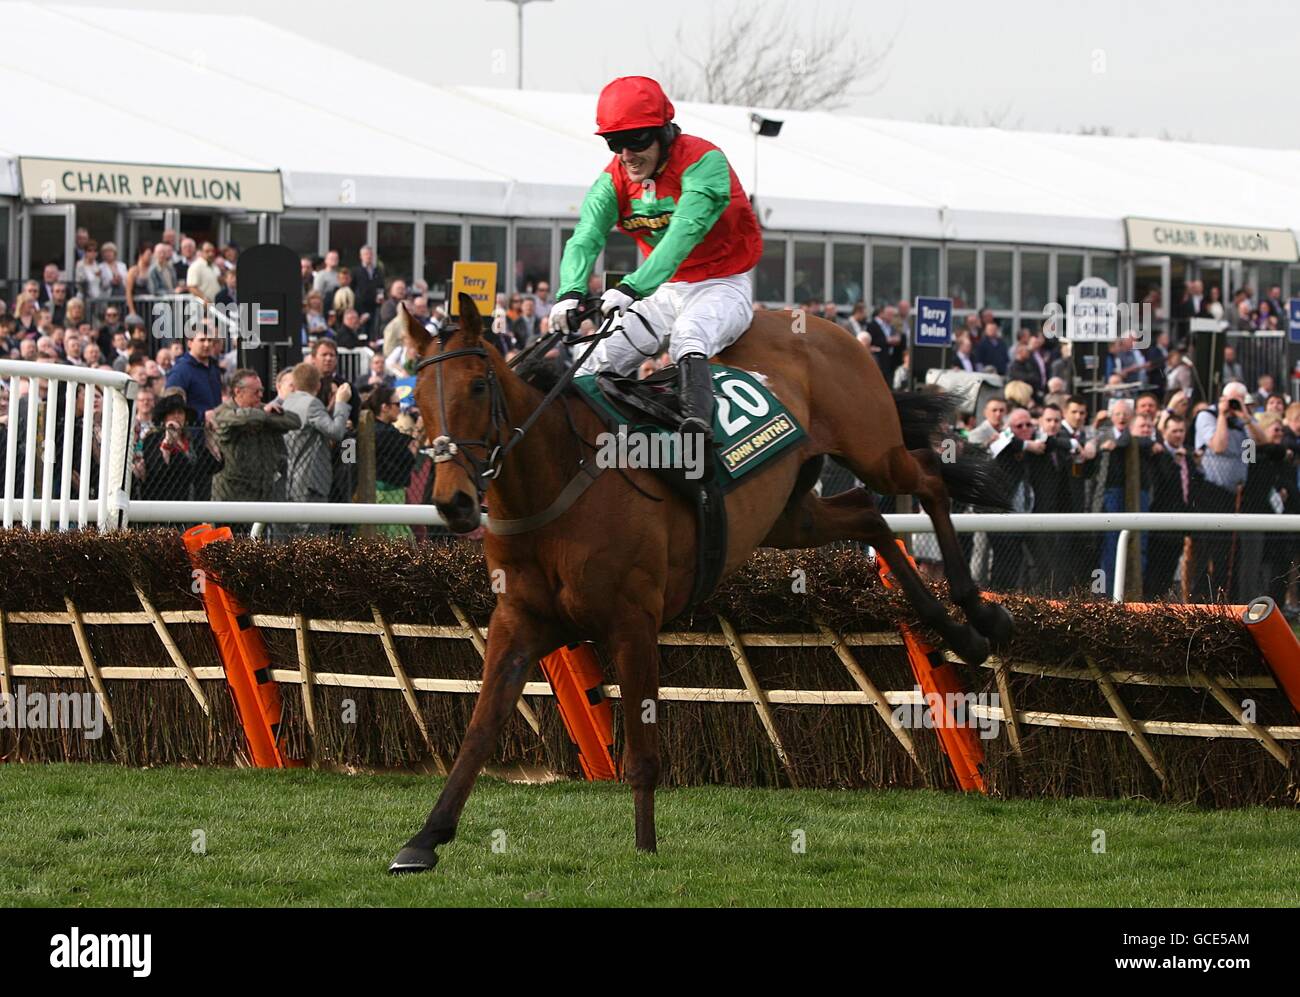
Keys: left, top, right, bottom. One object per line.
{"left": 578, "top": 270, "right": 754, "bottom": 376}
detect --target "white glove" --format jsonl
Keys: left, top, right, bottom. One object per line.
{"left": 600, "top": 287, "right": 635, "bottom": 318}
{"left": 549, "top": 297, "right": 580, "bottom": 333}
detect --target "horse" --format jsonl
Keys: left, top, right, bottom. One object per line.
{"left": 389, "top": 292, "right": 1013, "bottom": 873}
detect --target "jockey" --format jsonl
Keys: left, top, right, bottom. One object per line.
{"left": 550, "top": 76, "right": 763, "bottom": 476}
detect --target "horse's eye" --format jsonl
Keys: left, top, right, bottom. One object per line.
{"left": 471, "top": 378, "right": 488, "bottom": 395}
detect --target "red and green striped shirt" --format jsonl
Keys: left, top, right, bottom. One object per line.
{"left": 559, "top": 134, "right": 762, "bottom": 298}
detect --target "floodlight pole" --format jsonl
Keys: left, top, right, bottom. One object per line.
{"left": 488, "top": 0, "right": 552, "bottom": 89}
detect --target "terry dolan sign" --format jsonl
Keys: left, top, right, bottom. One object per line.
{"left": 19, "top": 158, "right": 284, "bottom": 213}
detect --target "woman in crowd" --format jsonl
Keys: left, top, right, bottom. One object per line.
{"left": 137, "top": 393, "right": 221, "bottom": 503}
{"left": 1205, "top": 285, "right": 1225, "bottom": 321}
{"left": 100, "top": 242, "right": 127, "bottom": 299}
{"left": 366, "top": 385, "right": 418, "bottom": 540}
{"left": 385, "top": 326, "right": 422, "bottom": 379}
{"left": 13, "top": 292, "right": 40, "bottom": 337}
{"left": 75, "top": 241, "right": 109, "bottom": 301}
{"left": 126, "top": 245, "right": 152, "bottom": 319}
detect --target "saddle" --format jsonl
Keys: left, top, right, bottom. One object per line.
{"left": 579, "top": 364, "right": 728, "bottom": 611}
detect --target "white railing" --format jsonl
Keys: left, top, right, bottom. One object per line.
{"left": 887, "top": 512, "right": 1300, "bottom": 602}
{"left": 123, "top": 505, "right": 1299, "bottom": 604}
{"left": 1, "top": 360, "right": 137, "bottom": 531}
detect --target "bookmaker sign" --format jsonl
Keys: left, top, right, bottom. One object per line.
{"left": 1125, "top": 217, "right": 1298, "bottom": 262}
{"left": 19, "top": 158, "right": 284, "bottom": 212}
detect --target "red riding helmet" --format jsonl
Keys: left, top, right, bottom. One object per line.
{"left": 594, "top": 76, "right": 675, "bottom": 135}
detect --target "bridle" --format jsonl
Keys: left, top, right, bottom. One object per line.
{"left": 414, "top": 304, "right": 617, "bottom": 501}
{"left": 415, "top": 338, "right": 512, "bottom": 498}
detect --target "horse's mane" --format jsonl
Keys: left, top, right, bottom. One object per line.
{"left": 509, "top": 334, "right": 563, "bottom": 392}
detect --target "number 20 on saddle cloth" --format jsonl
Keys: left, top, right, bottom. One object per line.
{"left": 572, "top": 364, "right": 806, "bottom": 490}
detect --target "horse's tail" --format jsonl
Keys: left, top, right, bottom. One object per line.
{"left": 892, "top": 389, "right": 1012, "bottom": 510}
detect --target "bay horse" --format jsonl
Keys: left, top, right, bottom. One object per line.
{"left": 389, "top": 293, "right": 1012, "bottom": 873}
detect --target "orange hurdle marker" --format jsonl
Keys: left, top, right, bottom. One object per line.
{"left": 876, "top": 540, "right": 987, "bottom": 793}
{"left": 184, "top": 525, "right": 290, "bottom": 769}
{"left": 1242, "top": 597, "right": 1300, "bottom": 719}
{"left": 539, "top": 643, "right": 618, "bottom": 781}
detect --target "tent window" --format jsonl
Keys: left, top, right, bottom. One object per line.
{"left": 948, "top": 249, "right": 976, "bottom": 311}
{"left": 755, "top": 239, "right": 786, "bottom": 305}
{"left": 832, "top": 243, "right": 864, "bottom": 308}
{"left": 983, "top": 250, "right": 1013, "bottom": 310}
{"left": 872, "top": 244, "right": 901, "bottom": 310}
{"left": 910, "top": 246, "right": 940, "bottom": 299}
{"left": 1020, "top": 251, "right": 1049, "bottom": 312}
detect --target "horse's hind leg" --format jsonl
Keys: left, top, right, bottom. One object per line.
{"left": 765, "top": 484, "right": 990, "bottom": 665}
{"left": 908, "top": 447, "right": 1014, "bottom": 646}
{"left": 390, "top": 605, "right": 555, "bottom": 874}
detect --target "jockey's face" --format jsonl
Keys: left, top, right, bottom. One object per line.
{"left": 620, "top": 140, "right": 660, "bottom": 183}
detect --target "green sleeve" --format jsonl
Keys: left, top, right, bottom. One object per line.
{"left": 623, "top": 149, "right": 731, "bottom": 298}
{"left": 558, "top": 171, "right": 618, "bottom": 297}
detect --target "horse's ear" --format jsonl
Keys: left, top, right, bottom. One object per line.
{"left": 401, "top": 302, "right": 432, "bottom": 352}
{"left": 457, "top": 293, "right": 483, "bottom": 339}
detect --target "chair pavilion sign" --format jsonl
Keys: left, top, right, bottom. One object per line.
{"left": 1125, "top": 217, "right": 1299, "bottom": 263}
{"left": 18, "top": 158, "right": 284, "bottom": 213}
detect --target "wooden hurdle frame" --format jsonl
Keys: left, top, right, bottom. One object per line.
{"left": 1, "top": 601, "right": 1296, "bottom": 783}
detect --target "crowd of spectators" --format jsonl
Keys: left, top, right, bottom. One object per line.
{"left": 0, "top": 234, "right": 444, "bottom": 535}
{"left": 815, "top": 291, "right": 1298, "bottom": 611}
{"left": 2, "top": 234, "right": 1296, "bottom": 610}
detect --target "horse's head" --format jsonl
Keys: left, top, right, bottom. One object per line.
{"left": 409, "top": 292, "right": 504, "bottom": 534}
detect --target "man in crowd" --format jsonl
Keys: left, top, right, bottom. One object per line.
{"left": 862, "top": 304, "right": 901, "bottom": 384}
{"left": 282, "top": 363, "right": 352, "bottom": 535}
{"left": 1006, "top": 342, "right": 1042, "bottom": 399}
{"left": 313, "top": 250, "right": 343, "bottom": 298}
{"left": 350, "top": 245, "right": 385, "bottom": 337}
{"left": 987, "top": 406, "right": 1046, "bottom": 590}
{"left": 186, "top": 242, "right": 223, "bottom": 303}
{"left": 165, "top": 329, "right": 223, "bottom": 422}
{"left": 1190, "top": 380, "right": 1264, "bottom": 601}
{"left": 1023, "top": 403, "right": 1075, "bottom": 593}
{"left": 310, "top": 338, "right": 359, "bottom": 518}
{"left": 379, "top": 278, "right": 408, "bottom": 336}
{"left": 1144, "top": 413, "right": 1199, "bottom": 599}
{"left": 967, "top": 396, "right": 1008, "bottom": 445}
{"left": 210, "top": 369, "right": 301, "bottom": 508}
{"left": 38, "top": 263, "right": 61, "bottom": 307}
{"left": 174, "top": 237, "right": 198, "bottom": 287}
{"left": 951, "top": 332, "right": 977, "bottom": 372}
{"left": 973, "top": 320, "right": 1008, "bottom": 375}
{"left": 335, "top": 308, "right": 368, "bottom": 349}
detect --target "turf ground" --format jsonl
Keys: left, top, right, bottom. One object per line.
{"left": 0, "top": 764, "right": 1296, "bottom": 907}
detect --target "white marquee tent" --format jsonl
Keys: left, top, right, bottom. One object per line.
{"left": 3, "top": 2, "right": 1299, "bottom": 251}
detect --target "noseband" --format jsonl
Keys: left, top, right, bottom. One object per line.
{"left": 415, "top": 341, "right": 513, "bottom": 498}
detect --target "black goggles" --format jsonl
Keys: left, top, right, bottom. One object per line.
{"left": 605, "top": 128, "right": 658, "bottom": 154}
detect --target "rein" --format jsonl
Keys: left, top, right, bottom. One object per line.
{"left": 415, "top": 306, "right": 618, "bottom": 532}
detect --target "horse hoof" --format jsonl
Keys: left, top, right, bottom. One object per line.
{"left": 970, "top": 601, "right": 1015, "bottom": 647}
{"left": 388, "top": 846, "right": 439, "bottom": 875}
{"left": 951, "top": 629, "right": 990, "bottom": 667}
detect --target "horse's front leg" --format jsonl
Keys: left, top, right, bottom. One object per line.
{"left": 389, "top": 603, "right": 554, "bottom": 874}
{"left": 606, "top": 605, "right": 663, "bottom": 852}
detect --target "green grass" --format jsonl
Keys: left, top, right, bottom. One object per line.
{"left": 0, "top": 764, "right": 1296, "bottom": 907}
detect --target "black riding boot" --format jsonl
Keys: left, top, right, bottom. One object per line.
{"left": 677, "top": 352, "right": 715, "bottom": 484}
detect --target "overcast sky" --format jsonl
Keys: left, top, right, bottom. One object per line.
{"left": 63, "top": 0, "right": 1299, "bottom": 148}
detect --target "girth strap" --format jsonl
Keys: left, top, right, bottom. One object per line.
{"left": 486, "top": 459, "right": 605, "bottom": 536}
